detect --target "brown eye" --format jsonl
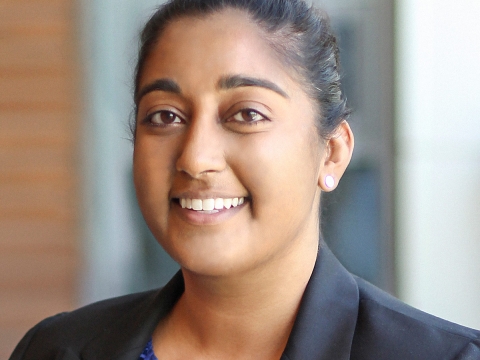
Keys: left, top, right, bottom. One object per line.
{"left": 149, "top": 111, "right": 182, "bottom": 125}
{"left": 232, "top": 109, "right": 266, "bottom": 123}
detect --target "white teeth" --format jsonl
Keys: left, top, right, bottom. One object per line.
{"left": 223, "top": 198, "right": 232, "bottom": 209}
{"left": 179, "top": 197, "right": 245, "bottom": 211}
{"left": 202, "top": 199, "right": 215, "bottom": 211}
{"left": 214, "top": 198, "right": 224, "bottom": 210}
{"left": 192, "top": 199, "right": 202, "bottom": 211}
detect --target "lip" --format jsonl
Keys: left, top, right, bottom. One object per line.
{"left": 171, "top": 198, "right": 248, "bottom": 226}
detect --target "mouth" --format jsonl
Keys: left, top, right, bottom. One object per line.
{"left": 173, "top": 197, "right": 246, "bottom": 213}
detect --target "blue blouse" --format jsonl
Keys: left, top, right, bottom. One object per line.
{"left": 138, "top": 338, "right": 158, "bottom": 360}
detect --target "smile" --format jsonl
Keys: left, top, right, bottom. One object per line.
{"left": 179, "top": 197, "right": 246, "bottom": 211}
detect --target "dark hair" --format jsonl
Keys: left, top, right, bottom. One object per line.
{"left": 133, "top": 0, "right": 350, "bottom": 139}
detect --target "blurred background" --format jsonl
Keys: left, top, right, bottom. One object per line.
{"left": 1, "top": 0, "right": 479, "bottom": 356}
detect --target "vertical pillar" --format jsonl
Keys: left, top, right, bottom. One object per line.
{"left": 396, "top": 0, "right": 480, "bottom": 328}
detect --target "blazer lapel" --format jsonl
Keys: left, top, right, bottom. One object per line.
{"left": 282, "top": 244, "right": 359, "bottom": 360}
{"left": 79, "top": 271, "right": 184, "bottom": 360}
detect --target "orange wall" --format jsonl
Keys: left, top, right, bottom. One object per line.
{"left": 0, "top": 0, "right": 81, "bottom": 357}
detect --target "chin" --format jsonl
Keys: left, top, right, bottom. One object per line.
{"left": 163, "top": 232, "right": 261, "bottom": 278}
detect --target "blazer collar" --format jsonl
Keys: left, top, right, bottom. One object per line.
{"left": 281, "top": 244, "right": 359, "bottom": 360}
{"left": 78, "top": 243, "right": 358, "bottom": 360}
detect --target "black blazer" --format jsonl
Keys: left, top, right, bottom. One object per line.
{"left": 10, "top": 245, "right": 480, "bottom": 360}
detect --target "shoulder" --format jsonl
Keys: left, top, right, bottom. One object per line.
{"left": 352, "top": 276, "right": 480, "bottom": 359}
{"left": 9, "top": 290, "right": 159, "bottom": 360}
{"left": 31, "top": 289, "right": 159, "bottom": 340}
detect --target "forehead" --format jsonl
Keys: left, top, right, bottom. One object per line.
{"left": 139, "top": 9, "right": 294, "bottom": 92}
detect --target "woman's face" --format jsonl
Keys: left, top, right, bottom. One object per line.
{"left": 134, "top": 9, "right": 326, "bottom": 276}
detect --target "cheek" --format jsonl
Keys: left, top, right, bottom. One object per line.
{"left": 133, "top": 137, "right": 173, "bottom": 215}
{"left": 232, "top": 127, "right": 320, "bottom": 218}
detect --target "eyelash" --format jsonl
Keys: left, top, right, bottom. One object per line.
{"left": 143, "top": 110, "right": 184, "bottom": 127}
{"left": 142, "top": 108, "right": 269, "bottom": 127}
{"left": 227, "top": 109, "right": 268, "bottom": 125}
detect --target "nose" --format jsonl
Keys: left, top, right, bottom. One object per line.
{"left": 176, "top": 115, "right": 227, "bottom": 179}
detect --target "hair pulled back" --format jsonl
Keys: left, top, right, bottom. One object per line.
{"left": 134, "top": 0, "right": 350, "bottom": 139}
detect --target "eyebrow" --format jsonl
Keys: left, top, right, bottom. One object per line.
{"left": 217, "top": 75, "right": 289, "bottom": 98}
{"left": 135, "top": 78, "right": 181, "bottom": 104}
{"left": 136, "top": 74, "right": 289, "bottom": 104}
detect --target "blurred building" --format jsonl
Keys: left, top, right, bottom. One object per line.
{"left": 1, "top": 0, "right": 479, "bottom": 357}
{"left": 0, "top": 1, "right": 81, "bottom": 357}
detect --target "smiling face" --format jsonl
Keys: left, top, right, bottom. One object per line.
{"left": 134, "top": 9, "right": 328, "bottom": 277}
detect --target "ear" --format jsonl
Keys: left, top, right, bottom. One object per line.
{"left": 318, "top": 121, "right": 354, "bottom": 192}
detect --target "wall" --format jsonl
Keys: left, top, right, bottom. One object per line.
{"left": 396, "top": 0, "right": 480, "bottom": 329}
{"left": 0, "top": 0, "right": 81, "bottom": 357}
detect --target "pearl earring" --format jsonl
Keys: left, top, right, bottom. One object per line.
{"left": 325, "top": 175, "right": 335, "bottom": 189}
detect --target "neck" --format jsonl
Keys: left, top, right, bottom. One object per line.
{"left": 154, "top": 231, "right": 319, "bottom": 359}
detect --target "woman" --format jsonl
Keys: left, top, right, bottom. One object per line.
{"left": 10, "top": 0, "right": 480, "bottom": 359}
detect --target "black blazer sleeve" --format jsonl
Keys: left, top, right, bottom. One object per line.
{"left": 9, "top": 314, "right": 72, "bottom": 360}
